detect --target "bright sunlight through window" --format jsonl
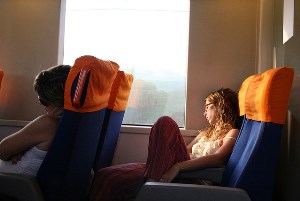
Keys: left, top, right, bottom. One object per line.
{"left": 64, "top": 0, "right": 190, "bottom": 127}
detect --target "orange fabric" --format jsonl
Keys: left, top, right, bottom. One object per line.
{"left": 108, "top": 71, "right": 134, "bottom": 112}
{"left": 238, "top": 67, "right": 294, "bottom": 124}
{"left": 238, "top": 75, "right": 255, "bottom": 116}
{"left": 0, "top": 69, "right": 3, "bottom": 89}
{"left": 64, "top": 55, "right": 119, "bottom": 112}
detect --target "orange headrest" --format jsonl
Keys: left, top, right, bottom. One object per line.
{"left": 238, "top": 67, "right": 294, "bottom": 124}
{"left": 108, "top": 71, "right": 134, "bottom": 112}
{"left": 64, "top": 55, "right": 119, "bottom": 112}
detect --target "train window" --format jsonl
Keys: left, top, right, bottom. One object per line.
{"left": 63, "top": 0, "right": 190, "bottom": 127}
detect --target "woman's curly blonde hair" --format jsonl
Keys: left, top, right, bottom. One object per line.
{"left": 203, "top": 88, "right": 239, "bottom": 140}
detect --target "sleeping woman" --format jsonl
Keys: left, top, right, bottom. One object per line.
{"left": 90, "top": 87, "right": 240, "bottom": 201}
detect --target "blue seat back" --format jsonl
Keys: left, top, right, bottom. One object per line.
{"left": 37, "top": 110, "right": 106, "bottom": 201}
{"left": 93, "top": 109, "right": 125, "bottom": 169}
{"left": 222, "top": 118, "right": 283, "bottom": 201}
{"left": 221, "top": 67, "right": 294, "bottom": 201}
{"left": 93, "top": 71, "right": 133, "bottom": 170}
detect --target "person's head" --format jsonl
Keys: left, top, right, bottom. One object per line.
{"left": 203, "top": 88, "right": 239, "bottom": 136}
{"left": 33, "top": 65, "right": 71, "bottom": 114}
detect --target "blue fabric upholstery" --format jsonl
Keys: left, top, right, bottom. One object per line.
{"left": 222, "top": 115, "right": 284, "bottom": 201}
{"left": 93, "top": 109, "right": 125, "bottom": 170}
{"left": 220, "top": 67, "right": 294, "bottom": 201}
{"left": 93, "top": 70, "right": 133, "bottom": 171}
{"left": 36, "top": 109, "right": 106, "bottom": 201}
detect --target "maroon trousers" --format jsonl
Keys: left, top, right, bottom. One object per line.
{"left": 89, "top": 116, "right": 190, "bottom": 201}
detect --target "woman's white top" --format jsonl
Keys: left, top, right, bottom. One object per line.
{"left": 192, "top": 136, "right": 236, "bottom": 158}
{"left": 0, "top": 146, "right": 47, "bottom": 176}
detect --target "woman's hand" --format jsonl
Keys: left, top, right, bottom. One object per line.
{"left": 160, "top": 164, "right": 181, "bottom": 183}
{"left": 190, "top": 153, "right": 196, "bottom": 159}
{"left": 10, "top": 152, "right": 24, "bottom": 164}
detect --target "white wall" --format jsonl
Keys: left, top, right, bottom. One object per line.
{"left": 186, "top": 0, "right": 258, "bottom": 129}
{"left": 0, "top": 0, "right": 62, "bottom": 121}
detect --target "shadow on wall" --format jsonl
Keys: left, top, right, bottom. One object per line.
{"left": 288, "top": 73, "right": 300, "bottom": 178}
{"left": 0, "top": 73, "right": 44, "bottom": 121}
{"left": 275, "top": 73, "right": 300, "bottom": 201}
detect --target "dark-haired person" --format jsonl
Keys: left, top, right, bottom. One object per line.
{"left": 0, "top": 65, "right": 70, "bottom": 176}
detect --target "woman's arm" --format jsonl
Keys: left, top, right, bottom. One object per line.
{"left": 0, "top": 115, "right": 59, "bottom": 161}
{"left": 160, "top": 128, "right": 239, "bottom": 182}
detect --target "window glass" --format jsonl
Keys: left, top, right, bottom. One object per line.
{"left": 64, "top": 0, "right": 190, "bottom": 126}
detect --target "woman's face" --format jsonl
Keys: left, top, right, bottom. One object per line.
{"left": 204, "top": 100, "right": 217, "bottom": 125}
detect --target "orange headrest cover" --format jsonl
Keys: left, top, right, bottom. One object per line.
{"left": 238, "top": 67, "right": 294, "bottom": 124}
{"left": 108, "top": 71, "right": 134, "bottom": 112}
{"left": 64, "top": 55, "right": 119, "bottom": 112}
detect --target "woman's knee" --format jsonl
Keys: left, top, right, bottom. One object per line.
{"left": 155, "top": 116, "right": 178, "bottom": 127}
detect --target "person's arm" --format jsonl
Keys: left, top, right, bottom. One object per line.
{"left": 0, "top": 115, "right": 58, "bottom": 161}
{"left": 160, "top": 128, "right": 239, "bottom": 182}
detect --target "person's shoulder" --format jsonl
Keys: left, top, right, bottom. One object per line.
{"left": 225, "top": 128, "right": 239, "bottom": 138}
{"left": 30, "top": 115, "right": 60, "bottom": 130}
{"left": 34, "top": 114, "right": 59, "bottom": 122}
{"left": 229, "top": 128, "right": 239, "bottom": 132}
{"left": 195, "top": 130, "right": 206, "bottom": 139}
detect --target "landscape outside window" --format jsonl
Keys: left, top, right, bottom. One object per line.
{"left": 64, "top": 0, "right": 189, "bottom": 126}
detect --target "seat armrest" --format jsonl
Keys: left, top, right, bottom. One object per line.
{"left": 177, "top": 167, "right": 224, "bottom": 184}
{"left": 0, "top": 173, "right": 44, "bottom": 201}
{"left": 135, "top": 182, "right": 251, "bottom": 201}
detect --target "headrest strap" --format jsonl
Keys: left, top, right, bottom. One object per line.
{"left": 72, "top": 69, "right": 90, "bottom": 108}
